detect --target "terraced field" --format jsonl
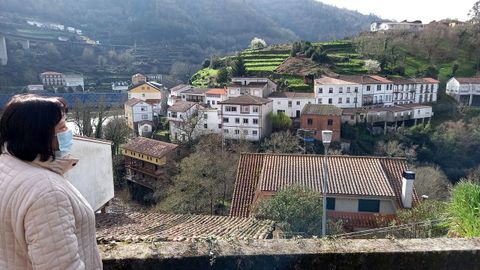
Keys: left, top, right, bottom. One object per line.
{"left": 241, "top": 48, "right": 290, "bottom": 72}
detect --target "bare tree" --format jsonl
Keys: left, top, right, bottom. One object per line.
{"left": 103, "top": 117, "right": 131, "bottom": 155}
{"left": 413, "top": 165, "right": 452, "bottom": 201}
{"left": 172, "top": 106, "right": 205, "bottom": 143}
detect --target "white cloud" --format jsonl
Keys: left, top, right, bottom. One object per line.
{"left": 317, "top": 0, "right": 474, "bottom": 23}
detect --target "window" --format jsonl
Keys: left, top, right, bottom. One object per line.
{"left": 366, "top": 86, "right": 371, "bottom": 91}
{"left": 288, "top": 101, "right": 292, "bottom": 108}
{"left": 326, "top": 198, "right": 335, "bottom": 210}
{"left": 218, "top": 124, "right": 222, "bottom": 128}
{"left": 307, "top": 118, "right": 313, "bottom": 125}
{"left": 328, "top": 98, "right": 333, "bottom": 104}
{"left": 327, "top": 119, "right": 333, "bottom": 126}
{"left": 243, "top": 118, "right": 248, "bottom": 124}
{"left": 318, "top": 87, "right": 323, "bottom": 93}
{"left": 338, "top": 97, "right": 342, "bottom": 104}
{"left": 339, "top": 87, "right": 343, "bottom": 93}
{"left": 329, "top": 88, "right": 333, "bottom": 93}
{"left": 252, "top": 106, "right": 259, "bottom": 113}
{"left": 223, "top": 117, "right": 229, "bottom": 123}
{"left": 377, "top": 85, "right": 381, "bottom": 91}
{"left": 203, "top": 124, "right": 208, "bottom": 128}
{"left": 253, "top": 118, "right": 258, "bottom": 124}
{"left": 358, "top": 199, "right": 380, "bottom": 213}
{"left": 355, "top": 87, "right": 359, "bottom": 93}
{"left": 277, "top": 110, "right": 285, "bottom": 114}
{"left": 241, "top": 106, "right": 250, "bottom": 114}
{"left": 142, "top": 114, "right": 148, "bottom": 120}
{"left": 318, "top": 98, "right": 322, "bottom": 104}
{"left": 226, "top": 106, "right": 237, "bottom": 112}
{"left": 141, "top": 106, "right": 148, "bottom": 111}
{"left": 296, "top": 101, "right": 300, "bottom": 106}
{"left": 235, "top": 118, "right": 240, "bottom": 123}
{"left": 212, "top": 100, "right": 216, "bottom": 105}
{"left": 252, "top": 130, "right": 258, "bottom": 135}
{"left": 346, "top": 87, "right": 351, "bottom": 93}
{"left": 235, "top": 129, "right": 240, "bottom": 135}
{"left": 346, "top": 97, "right": 350, "bottom": 103}
{"left": 204, "top": 114, "right": 208, "bottom": 119}
{"left": 224, "top": 129, "right": 229, "bottom": 134}
{"left": 354, "top": 97, "right": 358, "bottom": 103}
{"left": 142, "top": 93, "right": 145, "bottom": 97}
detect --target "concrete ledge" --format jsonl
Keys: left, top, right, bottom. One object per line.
{"left": 101, "top": 238, "right": 480, "bottom": 269}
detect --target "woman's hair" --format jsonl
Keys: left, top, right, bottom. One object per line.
{"left": 0, "top": 94, "right": 68, "bottom": 162}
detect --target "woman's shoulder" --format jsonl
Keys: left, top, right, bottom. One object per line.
{"left": 0, "top": 154, "right": 66, "bottom": 194}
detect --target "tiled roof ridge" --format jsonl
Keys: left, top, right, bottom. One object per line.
{"left": 239, "top": 152, "right": 407, "bottom": 161}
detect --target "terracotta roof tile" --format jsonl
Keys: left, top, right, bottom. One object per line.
{"left": 220, "top": 95, "right": 272, "bottom": 105}
{"left": 230, "top": 153, "right": 418, "bottom": 218}
{"left": 124, "top": 98, "right": 145, "bottom": 107}
{"left": 168, "top": 100, "right": 197, "bottom": 113}
{"left": 455, "top": 77, "right": 480, "bottom": 84}
{"left": 96, "top": 211, "right": 274, "bottom": 242}
{"left": 206, "top": 88, "right": 227, "bottom": 95}
{"left": 269, "top": 92, "right": 315, "bottom": 99}
{"left": 302, "top": 104, "right": 342, "bottom": 116}
{"left": 122, "top": 137, "right": 178, "bottom": 159}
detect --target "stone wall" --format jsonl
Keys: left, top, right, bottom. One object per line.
{"left": 101, "top": 238, "right": 480, "bottom": 270}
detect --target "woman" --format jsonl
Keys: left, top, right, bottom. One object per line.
{"left": 0, "top": 94, "right": 102, "bottom": 269}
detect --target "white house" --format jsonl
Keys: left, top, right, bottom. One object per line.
{"left": 268, "top": 92, "right": 315, "bottom": 118}
{"left": 205, "top": 88, "right": 228, "bottom": 110}
{"left": 391, "top": 78, "right": 438, "bottom": 105}
{"left": 112, "top": 82, "right": 129, "bottom": 92}
{"left": 168, "top": 84, "right": 192, "bottom": 106}
{"left": 370, "top": 21, "right": 424, "bottom": 32}
{"left": 314, "top": 76, "right": 362, "bottom": 108}
{"left": 167, "top": 100, "right": 203, "bottom": 142}
{"left": 227, "top": 77, "right": 277, "bottom": 98}
{"left": 198, "top": 107, "right": 222, "bottom": 135}
{"left": 219, "top": 95, "right": 273, "bottom": 141}
{"left": 446, "top": 77, "right": 480, "bottom": 106}
{"left": 137, "top": 120, "right": 155, "bottom": 137}
{"left": 180, "top": 87, "right": 209, "bottom": 103}
{"left": 124, "top": 98, "right": 154, "bottom": 133}
{"left": 314, "top": 75, "right": 394, "bottom": 108}
{"left": 27, "top": 84, "right": 44, "bottom": 92}
{"left": 64, "top": 74, "right": 85, "bottom": 90}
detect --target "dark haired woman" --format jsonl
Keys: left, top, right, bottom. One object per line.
{"left": 0, "top": 94, "right": 102, "bottom": 269}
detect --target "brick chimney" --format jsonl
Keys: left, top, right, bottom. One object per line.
{"left": 401, "top": 170, "right": 415, "bottom": 208}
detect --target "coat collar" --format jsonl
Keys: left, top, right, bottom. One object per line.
{"left": 30, "top": 155, "right": 79, "bottom": 176}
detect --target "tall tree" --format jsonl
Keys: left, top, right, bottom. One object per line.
{"left": 231, "top": 57, "right": 246, "bottom": 77}
{"left": 103, "top": 117, "right": 130, "bottom": 155}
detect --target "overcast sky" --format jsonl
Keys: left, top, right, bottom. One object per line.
{"left": 318, "top": 0, "right": 475, "bottom": 23}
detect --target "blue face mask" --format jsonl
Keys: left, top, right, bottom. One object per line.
{"left": 56, "top": 129, "right": 73, "bottom": 158}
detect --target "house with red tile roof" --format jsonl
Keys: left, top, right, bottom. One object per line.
{"left": 122, "top": 137, "right": 178, "bottom": 203}
{"left": 229, "top": 153, "right": 419, "bottom": 231}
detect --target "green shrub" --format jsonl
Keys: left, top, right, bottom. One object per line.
{"left": 448, "top": 181, "right": 480, "bottom": 237}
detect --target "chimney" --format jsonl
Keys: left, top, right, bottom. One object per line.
{"left": 401, "top": 170, "right": 415, "bottom": 208}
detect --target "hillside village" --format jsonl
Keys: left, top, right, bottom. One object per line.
{"left": 3, "top": 3, "right": 480, "bottom": 265}
{"left": 115, "top": 27, "right": 480, "bottom": 237}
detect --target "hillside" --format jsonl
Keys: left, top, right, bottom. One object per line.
{"left": 0, "top": 0, "right": 378, "bottom": 89}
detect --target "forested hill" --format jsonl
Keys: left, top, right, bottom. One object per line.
{"left": 0, "top": 0, "right": 377, "bottom": 49}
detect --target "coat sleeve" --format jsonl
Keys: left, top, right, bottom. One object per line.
{"left": 24, "top": 189, "right": 85, "bottom": 270}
